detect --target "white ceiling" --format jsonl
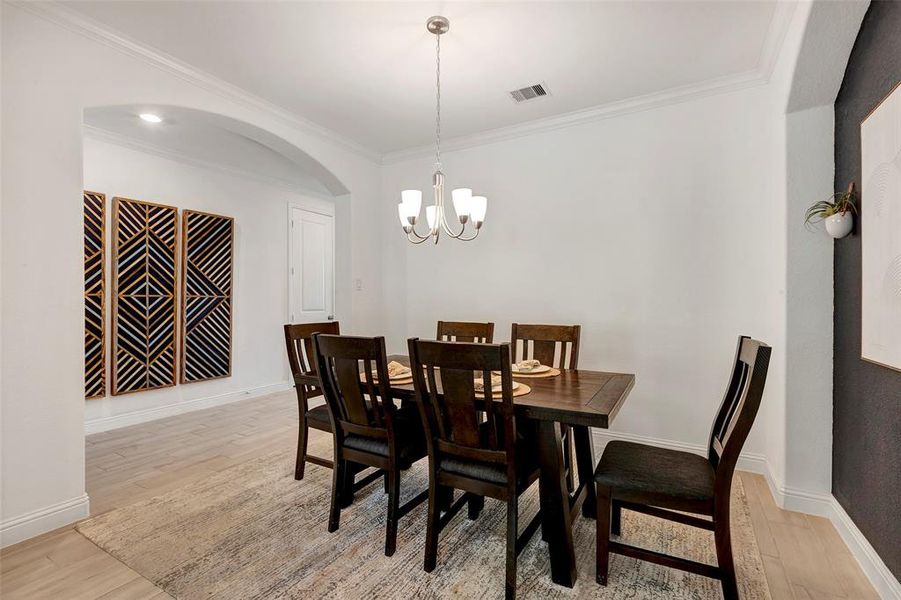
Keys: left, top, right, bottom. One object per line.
{"left": 84, "top": 105, "right": 340, "bottom": 195}
{"left": 67, "top": 1, "right": 786, "bottom": 155}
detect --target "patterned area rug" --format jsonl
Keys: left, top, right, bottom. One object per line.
{"left": 77, "top": 435, "right": 770, "bottom": 599}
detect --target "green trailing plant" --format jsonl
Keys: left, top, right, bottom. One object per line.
{"left": 804, "top": 183, "right": 858, "bottom": 228}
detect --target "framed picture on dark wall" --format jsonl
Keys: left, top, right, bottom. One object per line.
{"left": 861, "top": 80, "right": 901, "bottom": 372}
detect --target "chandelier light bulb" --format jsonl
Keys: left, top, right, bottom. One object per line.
{"left": 397, "top": 204, "right": 413, "bottom": 232}
{"left": 452, "top": 188, "right": 472, "bottom": 222}
{"left": 470, "top": 196, "right": 487, "bottom": 225}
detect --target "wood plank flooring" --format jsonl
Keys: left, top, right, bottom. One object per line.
{"left": 0, "top": 391, "right": 879, "bottom": 599}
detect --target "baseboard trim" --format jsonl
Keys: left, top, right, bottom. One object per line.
{"left": 591, "top": 429, "right": 899, "bottom": 598}
{"left": 0, "top": 494, "right": 90, "bottom": 548}
{"left": 828, "top": 497, "right": 901, "bottom": 600}
{"left": 84, "top": 382, "right": 293, "bottom": 435}
{"left": 762, "top": 466, "right": 900, "bottom": 599}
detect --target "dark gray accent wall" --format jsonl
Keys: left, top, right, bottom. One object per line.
{"left": 833, "top": 0, "right": 901, "bottom": 580}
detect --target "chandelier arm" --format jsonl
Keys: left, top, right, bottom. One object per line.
{"left": 407, "top": 231, "right": 433, "bottom": 245}
{"left": 455, "top": 228, "right": 480, "bottom": 242}
{"left": 440, "top": 217, "right": 481, "bottom": 240}
{"left": 405, "top": 223, "right": 433, "bottom": 242}
{"left": 439, "top": 214, "right": 466, "bottom": 238}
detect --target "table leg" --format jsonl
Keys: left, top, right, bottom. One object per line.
{"left": 536, "top": 419, "right": 577, "bottom": 587}
{"left": 572, "top": 425, "right": 597, "bottom": 518}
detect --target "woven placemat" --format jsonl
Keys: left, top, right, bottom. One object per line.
{"left": 475, "top": 382, "right": 531, "bottom": 398}
{"left": 360, "top": 372, "right": 414, "bottom": 386}
{"left": 512, "top": 367, "right": 561, "bottom": 379}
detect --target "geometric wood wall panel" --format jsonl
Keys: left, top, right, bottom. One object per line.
{"left": 180, "top": 210, "right": 234, "bottom": 383}
{"left": 111, "top": 197, "right": 178, "bottom": 395}
{"left": 84, "top": 190, "right": 106, "bottom": 399}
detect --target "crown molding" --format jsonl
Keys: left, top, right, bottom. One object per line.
{"left": 9, "top": 1, "right": 383, "bottom": 165}
{"left": 756, "top": 1, "right": 797, "bottom": 84}
{"left": 381, "top": 69, "right": 767, "bottom": 164}
{"left": 83, "top": 124, "right": 336, "bottom": 200}
{"left": 382, "top": 2, "right": 798, "bottom": 165}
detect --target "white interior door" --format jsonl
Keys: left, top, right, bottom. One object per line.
{"left": 289, "top": 205, "right": 335, "bottom": 324}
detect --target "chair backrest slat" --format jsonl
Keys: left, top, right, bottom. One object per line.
{"left": 707, "top": 336, "right": 771, "bottom": 481}
{"left": 313, "top": 334, "right": 396, "bottom": 442}
{"left": 511, "top": 323, "right": 581, "bottom": 370}
{"left": 437, "top": 320, "right": 495, "bottom": 343}
{"left": 408, "top": 338, "right": 515, "bottom": 468}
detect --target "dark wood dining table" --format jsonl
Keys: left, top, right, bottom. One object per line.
{"left": 384, "top": 354, "right": 635, "bottom": 588}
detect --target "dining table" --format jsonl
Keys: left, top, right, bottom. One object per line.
{"left": 380, "top": 354, "right": 636, "bottom": 588}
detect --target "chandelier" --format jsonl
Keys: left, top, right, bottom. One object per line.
{"left": 397, "top": 16, "right": 487, "bottom": 245}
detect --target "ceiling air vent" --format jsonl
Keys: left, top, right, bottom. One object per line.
{"left": 509, "top": 83, "right": 550, "bottom": 103}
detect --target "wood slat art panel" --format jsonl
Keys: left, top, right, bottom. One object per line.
{"left": 84, "top": 191, "right": 106, "bottom": 399}
{"left": 180, "top": 210, "right": 234, "bottom": 383}
{"left": 112, "top": 197, "right": 178, "bottom": 395}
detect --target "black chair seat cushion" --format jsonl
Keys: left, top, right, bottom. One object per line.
{"left": 342, "top": 405, "right": 426, "bottom": 468}
{"left": 304, "top": 403, "right": 333, "bottom": 432}
{"left": 438, "top": 427, "right": 539, "bottom": 490}
{"left": 594, "top": 440, "right": 715, "bottom": 514}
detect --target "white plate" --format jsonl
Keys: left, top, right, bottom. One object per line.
{"left": 511, "top": 363, "right": 551, "bottom": 374}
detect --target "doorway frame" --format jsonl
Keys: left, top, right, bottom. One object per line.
{"left": 286, "top": 197, "right": 337, "bottom": 325}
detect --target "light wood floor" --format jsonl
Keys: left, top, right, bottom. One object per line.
{"left": 0, "top": 392, "right": 879, "bottom": 599}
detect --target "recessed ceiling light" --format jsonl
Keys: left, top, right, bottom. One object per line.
{"left": 139, "top": 113, "right": 162, "bottom": 123}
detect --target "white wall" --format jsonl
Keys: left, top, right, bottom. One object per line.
{"left": 381, "top": 84, "right": 786, "bottom": 459}
{"left": 1, "top": 4, "right": 383, "bottom": 546}
{"left": 81, "top": 136, "right": 334, "bottom": 429}
{"left": 758, "top": 0, "right": 867, "bottom": 504}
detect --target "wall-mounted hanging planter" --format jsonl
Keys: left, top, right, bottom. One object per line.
{"left": 804, "top": 182, "right": 858, "bottom": 239}
{"left": 824, "top": 211, "right": 854, "bottom": 239}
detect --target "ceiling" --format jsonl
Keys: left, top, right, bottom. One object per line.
{"left": 67, "top": 1, "right": 786, "bottom": 156}
{"left": 84, "top": 105, "right": 341, "bottom": 195}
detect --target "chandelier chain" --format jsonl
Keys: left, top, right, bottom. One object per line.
{"left": 435, "top": 31, "right": 441, "bottom": 169}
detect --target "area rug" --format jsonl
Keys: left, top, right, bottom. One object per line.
{"left": 77, "top": 435, "right": 770, "bottom": 599}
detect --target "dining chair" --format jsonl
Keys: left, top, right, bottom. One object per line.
{"left": 284, "top": 321, "right": 340, "bottom": 480}
{"left": 594, "top": 336, "right": 771, "bottom": 600}
{"left": 312, "top": 333, "right": 428, "bottom": 556}
{"left": 510, "top": 323, "right": 581, "bottom": 369}
{"left": 436, "top": 320, "right": 495, "bottom": 343}
{"left": 408, "top": 337, "right": 541, "bottom": 600}
{"left": 510, "top": 323, "right": 581, "bottom": 492}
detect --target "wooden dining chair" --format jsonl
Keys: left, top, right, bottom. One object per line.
{"left": 408, "top": 338, "right": 541, "bottom": 600}
{"left": 594, "top": 336, "right": 771, "bottom": 600}
{"left": 436, "top": 320, "right": 495, "bottom": 343}
{"left": 511, "top": 323, "right": 581, "bottom": 492}
{"left": 510, "top": 323, "right": 581, "bottom": 370}
{"left": 284, "top": 321, "right": 340, "bottom": 480}
{"left": 312, "top": 333, "right": 429, "bottom": 556}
